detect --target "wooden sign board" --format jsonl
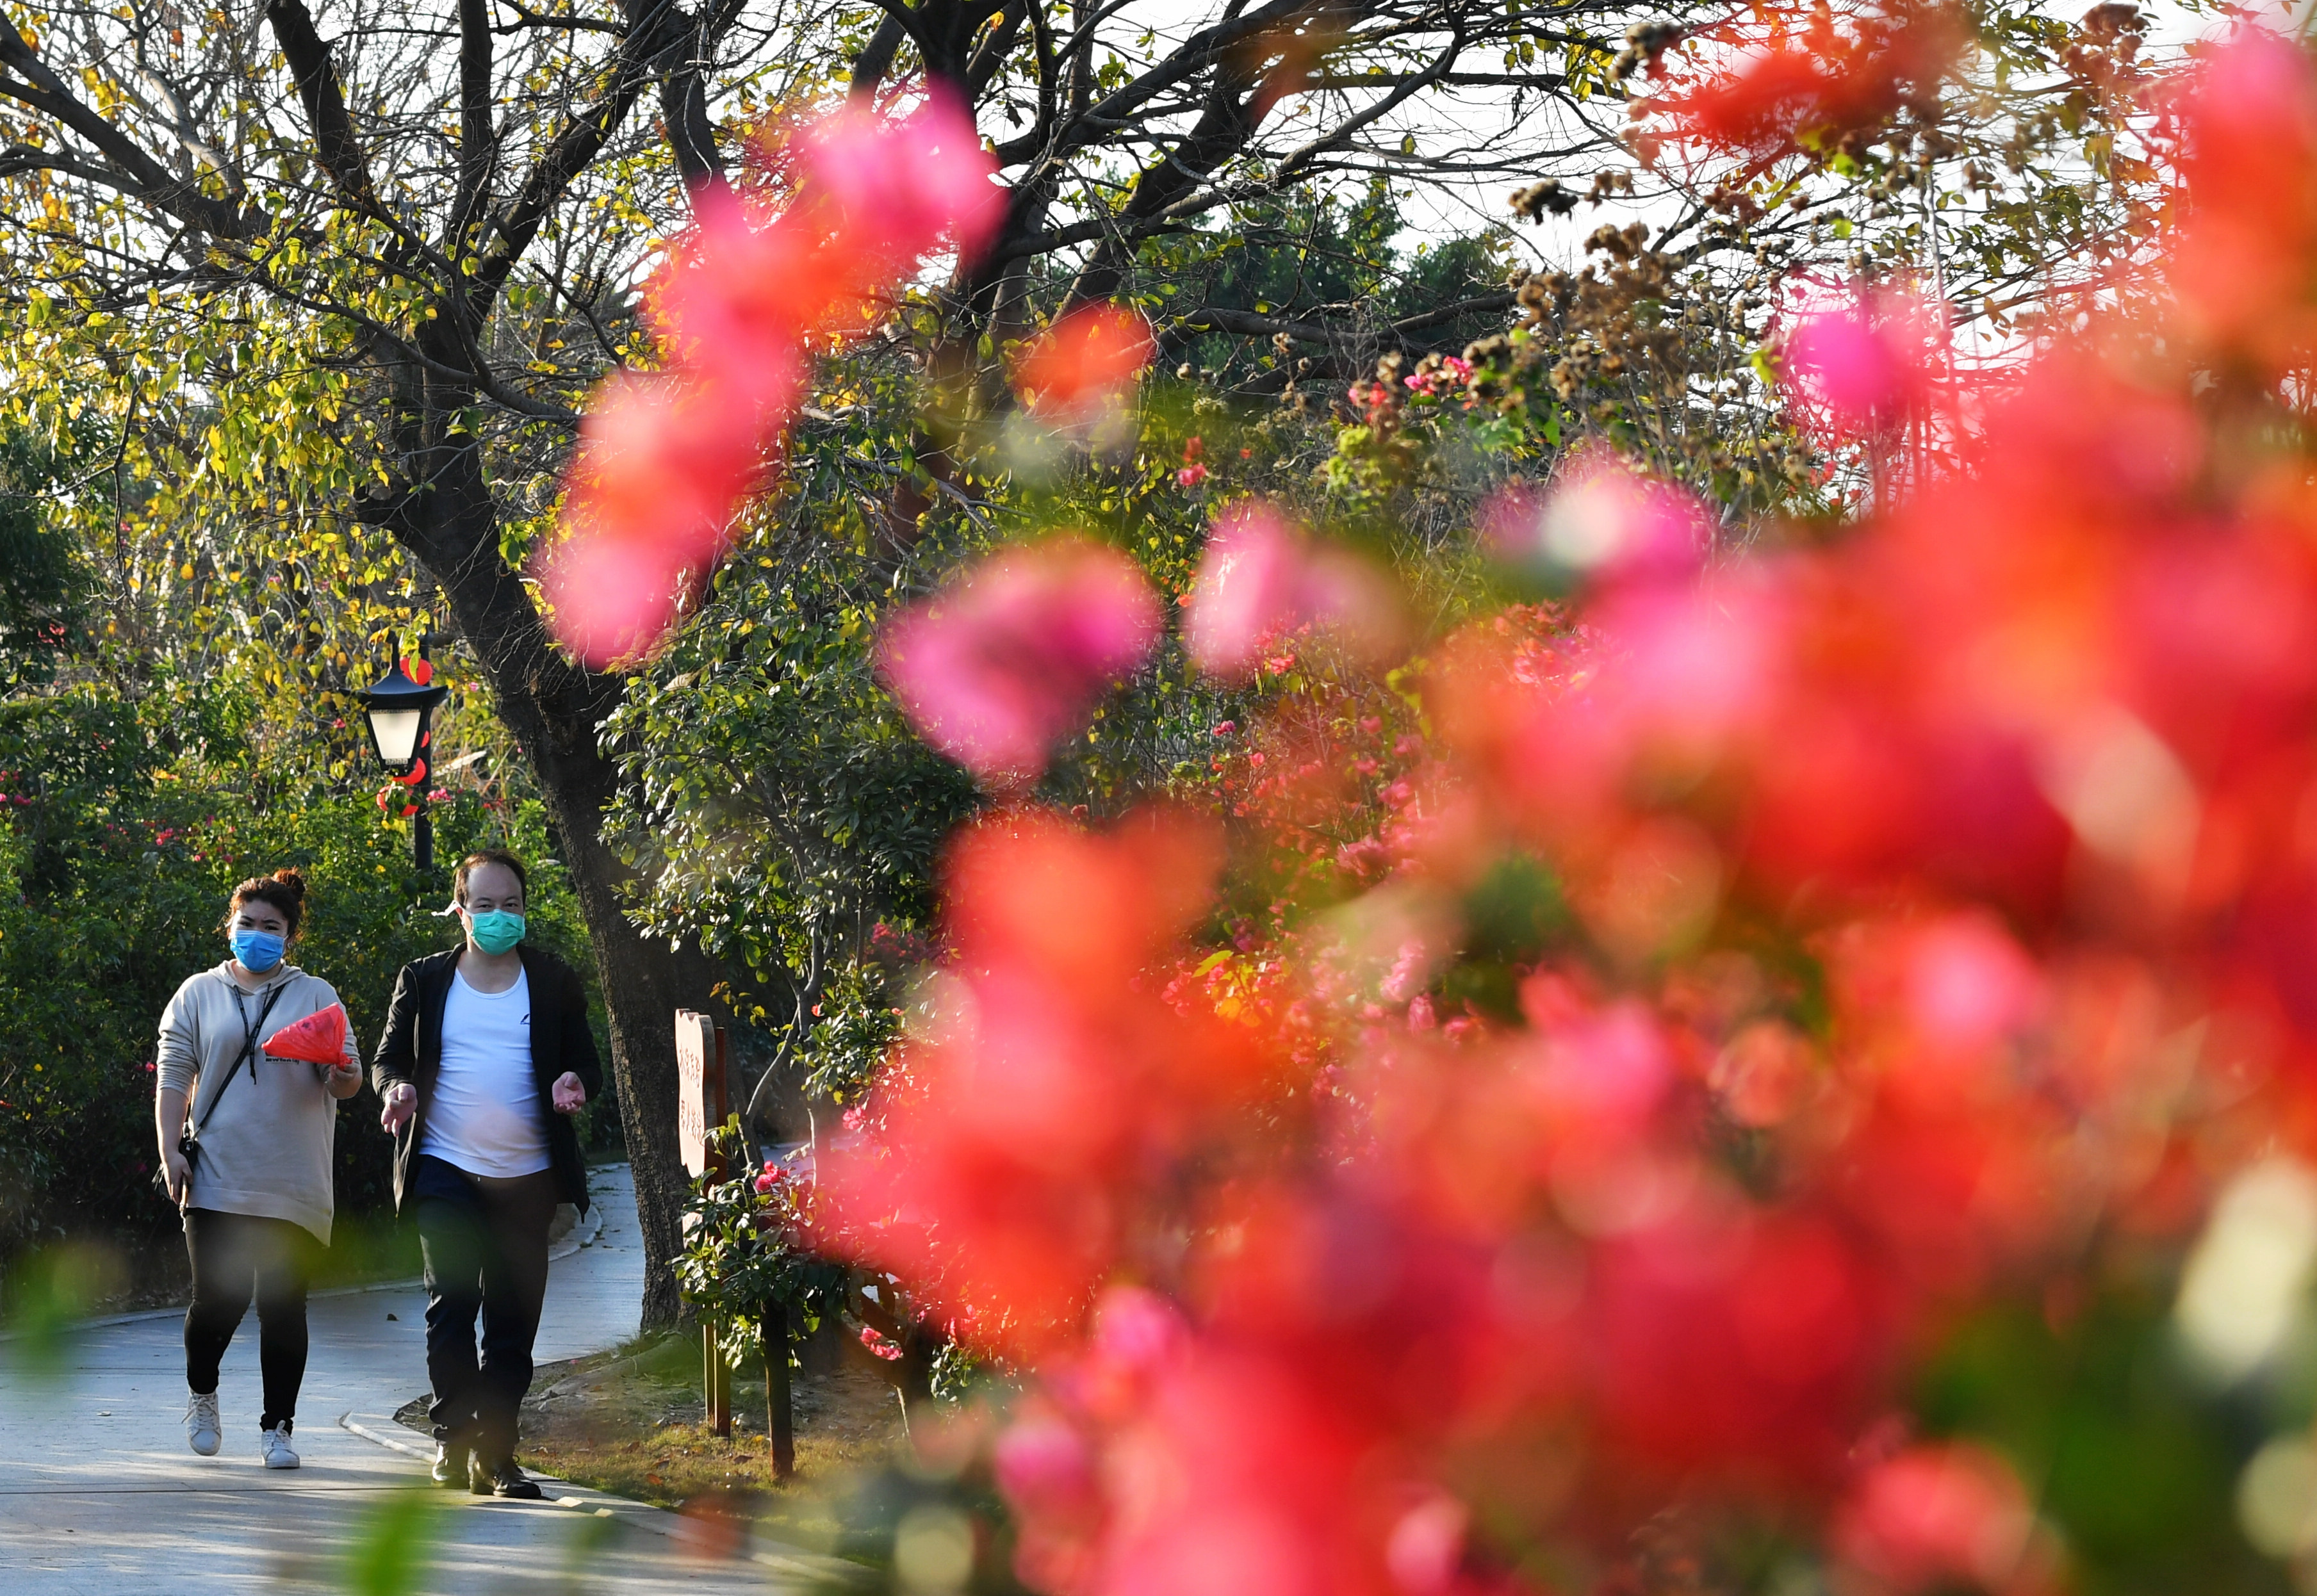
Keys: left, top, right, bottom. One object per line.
{"left": 676, "top": 1008, "right": 719, "bottom": 1178}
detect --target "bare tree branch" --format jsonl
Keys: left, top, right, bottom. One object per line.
{"left": 0, "top": 17, "right": 252, "bottom": 238}
{"left": 263, "top": 0, "right": 383, "bottom": 212}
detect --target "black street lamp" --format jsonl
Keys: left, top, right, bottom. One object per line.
{"left": 359, "top": 635, "right": 449, "bottom": 874}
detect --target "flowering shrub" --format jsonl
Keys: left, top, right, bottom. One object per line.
{"left": 575, "top": 27, "right": 2317, "bottom": 1596}
{"left": 673, "top": 1121, "right": 847, "bottom": 1379}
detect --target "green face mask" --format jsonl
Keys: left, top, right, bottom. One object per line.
{"left": 466, "top": 909, "right": 526, "bottom": 956}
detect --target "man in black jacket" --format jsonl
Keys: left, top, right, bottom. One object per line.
{"left": 373, "top": 849, "right": 601, "bottom": 1499}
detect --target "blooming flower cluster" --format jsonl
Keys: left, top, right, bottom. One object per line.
{"left": 1644, "top": 0, "right": 1968, "bottom": 172}
{"left": 1176, "top": 435, "right": 1209, "bottom": 489}
{"left": 541, "top": 95, "right": 1002, "bottom": 666}
{"left": 799, "top": 26, "right": 2317, "bottom": 1596}
{"left": 1403, "top": 354, "right": 1472, "bottom": 396}
{"left": 553, "top": 15, "right": 2317, "bottom": 1590}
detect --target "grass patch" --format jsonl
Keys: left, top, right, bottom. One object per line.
{"left": 397, "top": 1328, "right": 911, "bottom": 1560}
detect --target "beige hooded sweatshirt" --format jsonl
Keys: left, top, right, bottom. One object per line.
{"left": 155, "top": 961, "right": 361, "bottom": 1244}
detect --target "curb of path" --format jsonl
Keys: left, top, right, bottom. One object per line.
{"left": 337, "top": 1410, "right": 873, "bottom": 1589}
{"left": 0, "top": 1189, "right": 608, "bottom": 1344}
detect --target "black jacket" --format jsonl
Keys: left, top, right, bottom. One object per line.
{"left": 370, "top": 945, "right": 602, "bottom": 1215}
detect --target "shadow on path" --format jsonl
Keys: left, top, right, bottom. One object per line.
{"left": 0, "top": 1166, "right": 855, "bottom": 1593}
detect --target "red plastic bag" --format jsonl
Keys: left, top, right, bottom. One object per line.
{"left": 263, "top": 1002, "right": 348, "bottom": 1065}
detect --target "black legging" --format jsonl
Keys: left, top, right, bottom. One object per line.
{"left": 183, "top": 1208, "right": 318, "bottom": 1431}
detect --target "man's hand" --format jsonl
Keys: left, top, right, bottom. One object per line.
{"left": 161, "top": 1146, "right": 190, "bottom": 1205}
{"left": 551, "top": 1072, "right": 586, "bottom": 1116}
{"left": 381, "top": 1081, "right": 417, "bottom": 1132}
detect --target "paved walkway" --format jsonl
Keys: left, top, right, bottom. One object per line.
{"left": 0, "top": 1166, "right": 844, "bottom": 1593}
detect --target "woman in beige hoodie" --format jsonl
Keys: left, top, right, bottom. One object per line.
{"left": 154, "top": 868, "right": 362, "bottom": 1469}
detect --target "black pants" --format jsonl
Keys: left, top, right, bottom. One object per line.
{"left": 414, "top": 1154, "right": 557, "bottom": 1466}
{"left": 183, "top": 1209, "right": 318, "bottom": 1431}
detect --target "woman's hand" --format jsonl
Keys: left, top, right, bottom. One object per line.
{"left": 161, "top": 1145, "right": 190, "bottom": 1205}
{"left": 551, "top": 1072, "right": 587, "bottom": 1115}
{"left": 381, "top": 1080, "right": 417, "bottom": 1132}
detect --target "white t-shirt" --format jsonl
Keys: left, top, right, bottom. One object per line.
{"left": 419, "top": 967, "right": 549, "bottom": 1178}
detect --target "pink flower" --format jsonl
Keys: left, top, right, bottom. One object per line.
{"left": 993, "top": 1413, "right": 1099, "bottom": 1519}
{"left": 1835, "top": 1444, "right": 2042, "bottom": 1593}
{"left": 1903, "top": 915, "right": 2042, "bottom": 1057}
{"left": 542, "top": 98, "right": 1001, "bottom": 667}
{"left": 796, "top": 90, "right": 1006, "bottom": 270}
{"left": 536, "top": 514, "right": 707, "bottom": 670}
{"left": 880, "top": 538, "right": 1162, "bottom": 782}
{"left": 1403, "top": 355, "right": 1473, "bottom": 396}
{"left": 1182, "top": 503, "right": 1402, "bottom": 681}
{"left": 858, "top": 1325, "right": 904, "bottom": 1361}
{"left": 1176, "top": 463, "right": 1209, "bottom": 488}
{"left": 1479, "top": 447, "right": 1712, "bottom": 583}
{"left": 1384, "top": 1495, "right": 1469, "bottom": 1595}
{"left": 1776, "top": 278, "right": 1943, "bottom": 440}
{"left": 650, "top": 190, "right": 826, "bottom": 383}
{"left": 1089, "top": 1284, "right": 1186, "bottom": 1379}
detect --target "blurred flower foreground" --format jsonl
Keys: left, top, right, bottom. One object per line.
{"left": 553, "top": 20, "right": 2317, "bottom": 1596}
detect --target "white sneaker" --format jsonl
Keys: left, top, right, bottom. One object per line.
{"left": 186, "top": 1390, "right": 221, "bottom": 1456}
{"left": 261, "top": 1422, "right": 300, "bottom": 1469}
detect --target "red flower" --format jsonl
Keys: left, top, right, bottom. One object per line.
{"left": 1658, "top": 1, "right": 1968, "bottom": 171}
{"left": 1011, "top": 303, "right": 1156, "bottom": 423}
{"left": 1834, "top": 1444, "right": 2050, "bottom": 1594}
{"left": 819, "top": 811, "right": 1270, "bottom": 1356}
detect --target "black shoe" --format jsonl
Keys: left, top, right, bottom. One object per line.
{"left": 471, "top": 1453, "right": 543, "bottom": 1499}
{"left": 432, "top": 1440, "right": 469, "bottom": 1488}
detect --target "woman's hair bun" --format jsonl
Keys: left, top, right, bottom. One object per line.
{"left": 225, "top": 868, "right": 310, "bottom": 937}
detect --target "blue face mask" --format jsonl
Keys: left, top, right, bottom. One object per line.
{"left": 231, "top": 929, "right": 285, "bottom": 973}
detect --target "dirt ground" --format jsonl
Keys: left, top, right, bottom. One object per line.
{"left": 394, "top": 1330, "right": 910, "bottom": 1556}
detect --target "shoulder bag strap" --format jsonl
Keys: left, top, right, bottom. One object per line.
{"left": 189, "top": 982, "right": 290, "bottom": 1141}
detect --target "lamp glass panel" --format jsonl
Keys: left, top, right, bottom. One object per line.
{"left": 369, "top": 707, "right": 423, "bottom": 766}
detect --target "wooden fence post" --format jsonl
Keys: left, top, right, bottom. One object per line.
{"left": 681, "top": 1011, "right": 737, "bottom": 1438}
{"left": 766, "top": 1302, "right": 794, "bottom": 1479}
{"left": 705, "top": 1320, "right": 732, "bottom": 1438}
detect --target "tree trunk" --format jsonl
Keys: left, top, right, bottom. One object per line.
{"left": 379, "top": 413, "right": 719, "bottom": 1329}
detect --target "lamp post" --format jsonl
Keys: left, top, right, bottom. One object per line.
{"left": 359, "top": 635, "right": 449, "bottom": 874}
